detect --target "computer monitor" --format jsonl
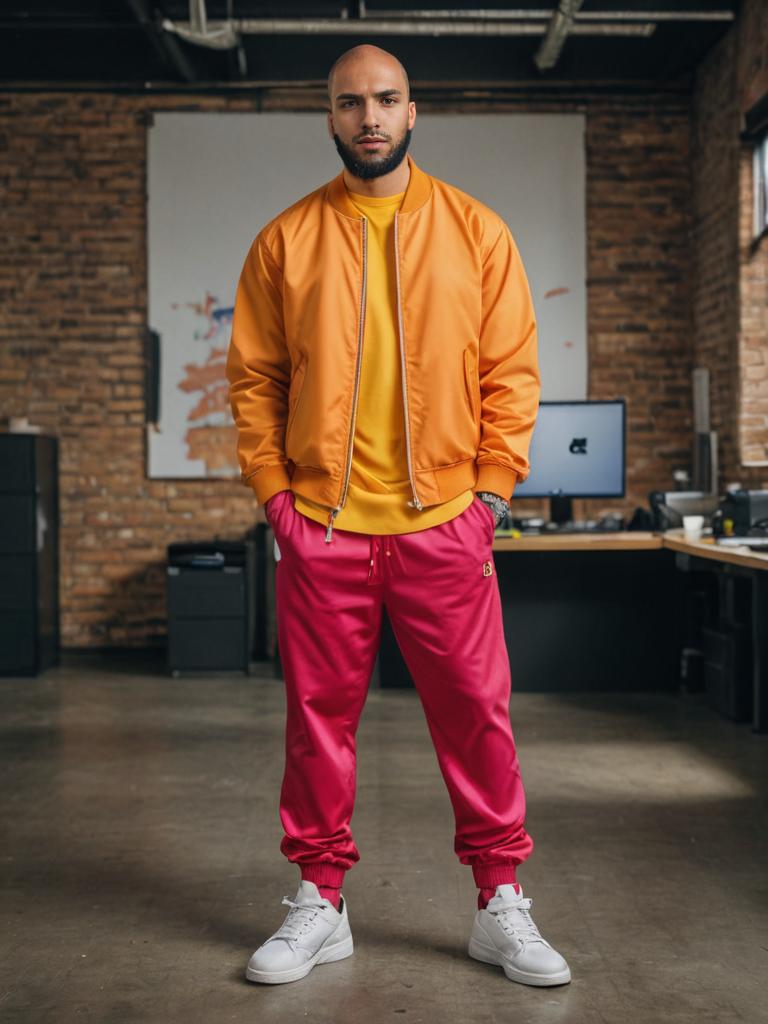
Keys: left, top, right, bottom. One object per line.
{"left": 513, "top": 400, "right": 626, "bottom": 524}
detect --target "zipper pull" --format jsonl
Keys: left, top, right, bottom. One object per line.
{"left": 325, "top": 508, "right": 339, "bottom": 543}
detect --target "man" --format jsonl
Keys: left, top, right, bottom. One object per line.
{"left": 226, "top": 43, "right": 571, "bottom": 988}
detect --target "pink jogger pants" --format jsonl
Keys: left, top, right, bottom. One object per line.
{"left": 268, "top": 487, "right": 534, "bottom": 891}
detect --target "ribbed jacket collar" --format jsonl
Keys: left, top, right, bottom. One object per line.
{"left": 325, "top": 153, "right": 432, "bottom": 218}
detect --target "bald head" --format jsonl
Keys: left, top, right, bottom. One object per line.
{"left": 327, "top": 44, "right": 410, "bottom": 106}
{"left": 326, "top": 43, "right": 416, "bottom": 185}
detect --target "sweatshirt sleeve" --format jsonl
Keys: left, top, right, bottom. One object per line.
{"left": 474, "top": 221, "right": 541, "bottom": 502}
{"left": 225, "top": 231, "right": 293, "bottom": 506}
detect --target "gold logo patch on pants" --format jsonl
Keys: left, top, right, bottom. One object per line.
{"left": 482, "top": 560, "right": 493, "bottom": 576}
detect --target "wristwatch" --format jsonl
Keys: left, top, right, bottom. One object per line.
{"left": 476, "top": 490, "right": 510, "bottom": 526}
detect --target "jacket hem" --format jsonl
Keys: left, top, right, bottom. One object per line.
{"left": 245, "top": 458, "right": 518, "bottom": 509}
{"left": 290, "top": 457, "right": 511, "bottom": 510}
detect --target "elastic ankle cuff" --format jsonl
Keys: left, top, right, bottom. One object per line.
{"left": 472, "top": 863, "right": 519, "bottom": 888}
{"left": 299, "top": 863, "right": 347, "bottom": 888}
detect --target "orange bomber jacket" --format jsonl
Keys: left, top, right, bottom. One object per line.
{"left": 225, "top": 153, "right": 541, "bottom": 537}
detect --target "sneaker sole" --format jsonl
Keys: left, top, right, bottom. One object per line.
{"left": 468, "top": 937, "right": 571, "bottom": 987}
{"left": 245, "top": 933, "right": 354, "bottom": 985}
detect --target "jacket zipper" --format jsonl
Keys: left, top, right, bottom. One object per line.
{"left": 394, "top": 211, "right": 423, "bottom": 513}
{"left": 324, "top": 209, "right": 423, "bottom": 542}
{"left": 326, "top": 216, "right": 368, "bottom": 543}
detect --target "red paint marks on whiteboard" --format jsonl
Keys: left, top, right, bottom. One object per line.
{"left": 544, "top": 286, "right": 571, "bottom": 299}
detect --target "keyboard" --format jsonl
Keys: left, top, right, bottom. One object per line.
{"left": 715, "top": 535, "right": 768, "bottom": 548}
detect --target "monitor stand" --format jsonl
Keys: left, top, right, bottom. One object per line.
{"left": 550, "top": 495, "right": 573, "bottom": 527}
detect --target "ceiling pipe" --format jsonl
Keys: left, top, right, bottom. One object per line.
{"left": 0, "top": 8, "right": 733, "bottom": 30}
{"left": 160, "top": 16, "right": 655, "bottom": 49}
{"left": 366, "top": 7, "right": 734, "bottom": 22}
{"left": 534, "top": 1, "right": 585, "bottom": 71}
{"left": 189, "top": 0, "right": 207, "bottom": 36}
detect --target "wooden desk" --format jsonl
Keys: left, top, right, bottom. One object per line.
{"left": 492, "top": 529, "right": 661, "bottom": 552}
{"left": 662, "top": 529, "right": 768, "bottom": 571}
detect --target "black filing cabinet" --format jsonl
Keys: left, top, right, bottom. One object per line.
{"left": 166, "top": 539, "right": 255, "bottom": 675}
{"left": 0, "top": 433, "right": 60, "bottom": 675}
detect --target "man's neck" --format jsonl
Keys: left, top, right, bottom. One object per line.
{"left": 343, "top": 160, "right": 410, "bottom": 198}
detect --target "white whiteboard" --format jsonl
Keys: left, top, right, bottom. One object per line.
{"left": 146, "top": 111, "right": 586, "bottom": 479}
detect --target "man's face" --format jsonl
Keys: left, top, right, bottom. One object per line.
{"left": 327, "top": 58, "right": 416, "bottom": 180}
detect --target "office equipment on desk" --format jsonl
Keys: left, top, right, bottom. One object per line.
{"left": 504, "top": 516, "right": 625, "bottom": 535}
{"left": 511, "top": 399, "right": 626, "bottom": 526}
{"left": 715, "top": 536, "right": 768, "bottom": 550}
{"left": 711, "top": 489, "right": 768, "bottom": 539}
{"left": 649, "top": 489, "right": 720, "bottom": 531}
{"left": 166, "top": 539, "right": 255, "bottom": 676}
{"left": 545, "top": 514, "right": 626, "bottom": 534}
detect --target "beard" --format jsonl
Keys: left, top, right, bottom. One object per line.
{"left": 333, "top": 126, "right": 413, "bottom": 180}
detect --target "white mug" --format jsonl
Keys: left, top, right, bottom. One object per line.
{"left": 683, "top": 515, "right": 705, "bottom": 540}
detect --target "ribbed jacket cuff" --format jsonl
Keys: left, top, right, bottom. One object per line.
{"left": 244, "top": 462, "right": 293, "bottom": 506}
{"left": 474, "top": 463, "right": 518, "bottom": 503}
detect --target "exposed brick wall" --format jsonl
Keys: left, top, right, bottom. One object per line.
{"left": 737, "top": 0, "right": 768, "bottom": 470}
{"left": 692, "top": 0, "right": 768, "bottom": 484}
{"left": 0, "top": 88, "right": 695, "bottom": 649}
{"left": 586, "top": 100, "right": 693, "bottom": 504}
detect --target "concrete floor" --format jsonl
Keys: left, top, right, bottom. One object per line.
{"left": 1, "top": 656, "right": 767, "bottom": 1024}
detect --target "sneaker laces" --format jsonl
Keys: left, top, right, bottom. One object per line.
{"left": 273, "top": 895, "right": 328, "bottom": 944}
{"left": 489, "top": 896, "right": 549, "bottom": 947}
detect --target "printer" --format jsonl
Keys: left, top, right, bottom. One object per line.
{"left": 711, "top": 489, "right": 768, "bottom": 538}
{"left": 648, "top": 490, "right": 720, "bottom": 532}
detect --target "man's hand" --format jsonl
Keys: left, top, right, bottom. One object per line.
{"left": 477, "top": 490, "right": 510, "bottom": 526}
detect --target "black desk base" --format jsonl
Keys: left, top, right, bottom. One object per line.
{"left": 379, "top": 548, "right": 681, "bottom": 694}
{"left": 674, "top": 550, "right": 767, "bottom": 733}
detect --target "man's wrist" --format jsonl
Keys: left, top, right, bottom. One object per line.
{"left": 476, "top": 490, "right": 510, "bottom": 524}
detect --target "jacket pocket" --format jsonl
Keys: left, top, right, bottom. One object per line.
{"left": 285, "top": 355, "right": 308, "bottom": 441}
{"left": 463, "top": 348, "right": 480, "bottom": 421}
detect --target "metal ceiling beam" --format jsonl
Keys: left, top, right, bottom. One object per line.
{"left": 0, "top": 6, "right": 737, "bottom": 31}
{"left": 160, "top": 17, "right": 657, "bottom": 50}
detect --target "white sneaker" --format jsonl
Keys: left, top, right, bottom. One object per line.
{"left": 245, "top": 880, "right": 354, "bottom": 984}
{"left": 468, "top": 883, "right": 571, "bottom": 987}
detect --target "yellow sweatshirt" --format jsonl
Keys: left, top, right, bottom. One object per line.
{"left": 293, "top": 185, "right": 474, "bottom": 535}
